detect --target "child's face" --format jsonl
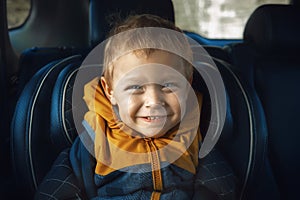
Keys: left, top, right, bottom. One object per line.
{"left": 101, "top": 50, "right": 191, "bottom": 138}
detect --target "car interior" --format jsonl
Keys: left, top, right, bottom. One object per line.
{"left": 1, "top": 0, "right": 300, "bottom": 199}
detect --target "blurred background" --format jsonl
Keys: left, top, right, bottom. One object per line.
{"left": 7, "top": 0, "right": 289, "bottom": 39}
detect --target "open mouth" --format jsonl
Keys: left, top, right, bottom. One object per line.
{"left": 139, "top": 116, "right": 167, "bottom": 122}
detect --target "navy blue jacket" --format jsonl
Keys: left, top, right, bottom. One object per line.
{"left": 35, "top": 137, "right": 236, "bottom": 200}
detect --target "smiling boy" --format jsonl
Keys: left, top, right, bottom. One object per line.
{"left": 82, "top": 14, "right": 204, "bottom": 199}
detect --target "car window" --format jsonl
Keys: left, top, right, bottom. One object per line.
{"left": 172, "top": 0, "right": 289, "bottom": 39}
{"left": 7, "top": 0, "right": 31, "bottom": 29}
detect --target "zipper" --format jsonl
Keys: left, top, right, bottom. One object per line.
{"left": 145, "top": 138, "right": 163, "bottom": 199}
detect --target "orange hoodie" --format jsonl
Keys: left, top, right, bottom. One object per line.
{"left": 83, "top": 77, "right": 202, "bottom": 181}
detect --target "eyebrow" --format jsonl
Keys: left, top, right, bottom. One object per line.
{"left": 116, "top": 68, "right": 186, "bottom": 84}
{"left": 120, "top": 76, "right": 144, "bottom": 84}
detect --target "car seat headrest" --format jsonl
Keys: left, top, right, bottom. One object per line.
{"left": 89, "top": 0, "right": 175, "bottom": 47}
{"left": 244, "top": 4, "right": 300, "bottom": 54}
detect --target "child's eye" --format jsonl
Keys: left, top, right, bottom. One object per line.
{"left": 127, "top": 85, "right": 142, "bottom": 90}
{"left": 162, "top": 83, "right": 177, "bottom": 92}
{"left": 163, "top": 83, "right": 176, "bottom": 88}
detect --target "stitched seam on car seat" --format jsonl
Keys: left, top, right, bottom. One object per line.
{"left": 28, "top": 55, "right": 81, "bottom": 189}
{"left": 221, "top": 62, "right": 254, "bottom": 200}
{"left": 61, "top": 64, "right": 101, "bottom": 144}
{"left": 61, "top": 68, "right": 79, "bottom": 144}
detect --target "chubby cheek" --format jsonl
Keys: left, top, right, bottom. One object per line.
{"left": 167, "top": 93, "right": 185, "bottom": 120}
{"left": 117, "top": 95, "right": 141, "bottom": 122}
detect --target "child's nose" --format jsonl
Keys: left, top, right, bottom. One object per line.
{"left": 144, "top": 85, "right": 165, "bottom": 107}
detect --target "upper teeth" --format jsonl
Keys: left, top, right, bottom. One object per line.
{"left": 147, "top": 116, "right": 161, "bottom": 120}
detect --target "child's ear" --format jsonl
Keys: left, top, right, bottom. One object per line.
{"left": 101, "top": 77, "right": 117, "bottom": 105}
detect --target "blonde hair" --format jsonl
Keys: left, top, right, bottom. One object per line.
{"left": 103, "top": 14, "right": 193, "bottom": 86}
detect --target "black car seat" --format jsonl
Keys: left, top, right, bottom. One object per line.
{"left": 11, "top": 43, "right": 267, "bottom": 200}
{"left": 10, "top": 55, "right": 84, "bottom": 199}
{"left": 226, "top": 4, "right": 300, "bottom": 200}
{"left": 33, "top": 50, "right": 238, "bottom": 199}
